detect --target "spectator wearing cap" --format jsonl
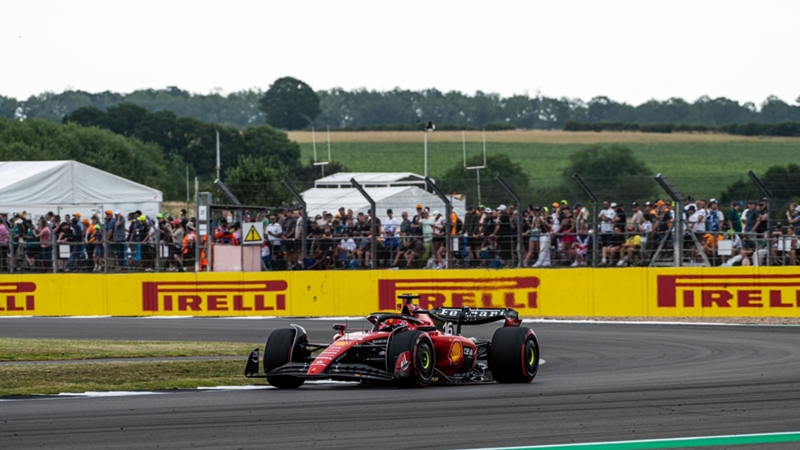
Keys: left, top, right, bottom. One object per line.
{"left": 559, "top": 207, "right": 576, "bottom": 265}
{"left": 743, "top": 200, "right": 759, "bottom": 235}
{"left": 612, "top": 202, "right": 626, "bottom": 230}
{"left": 496, "top": 204, "right": 513, "bottom": 264}
{"left": 215, "top": 218, "right": 234, "bottom": 245}
{"left": 598, "top": 201, "right": 616, "bottom": 249}
{"left": 617, "top": 225, "right": 642, "bottom": 266}
{"left": 411, "top": 204, "right": 424, "bottom": 235}
{"left": 419, "top": 208, "right": 435, "bottom": 244}
{"left": 631, "top": 202, "right": 643, "bottom": 232}
{"left": 707, "top": 199, "right": 724, "bottom": 233}
{"left": 384, "top": 209, "right": 398, "bottom": 235}
{"left": 727, "top": 201, "right": 743, "bottom": 233}
{"left": 654, "top": 200, "right": 671, "bottom": 231}
{"left": 265, "top": 215, "right": 282, "bottom": 255}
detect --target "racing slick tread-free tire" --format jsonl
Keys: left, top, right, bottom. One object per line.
{"left": 263, "top": 328, "right": 305, "bottom": 389}
{"left": 387, "top": 330, "right": 435, "bottom": 388}
{"left": 489, "top": 327, "right": 539, "bottom": 383}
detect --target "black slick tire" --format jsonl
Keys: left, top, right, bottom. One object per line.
{"left": 264, "top": 328, "right": 305, "bottom": 389}
{"left": 489, "top": 327, "right": 539, "bottom": 383}
{"left": 386, "top": 330, "right": 435, "bottom": 388}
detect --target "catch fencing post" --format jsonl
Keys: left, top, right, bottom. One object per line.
{"left": 495, "top": 176, "right": 524, "bottom": 268}
{"left": 654, "top": 174, "right": 684, "bottom": 267}
{"left": 572, "top": 174, "right": 599, "bottom": 268}
{"left": 425, "top": 177, "right": 452, "bottom": 269}
{"left": 748, "top": 171, "right": 772, "bottom": 266}
{"left": 282, "top": 180, "right": 308, "bottom": 266}
{"left": 350, "top": 178, "right": 378, "bottom": 269}
{"left": 51, "top": 225, "right": 57, "bottom": 274}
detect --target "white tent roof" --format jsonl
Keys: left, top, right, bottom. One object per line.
{"left": 0, "top": 160, "right": 162, "bottom": 206}
{"left": 302, "top": 186, "right": 465, "bottom": 223}
{"left": 314, "top": 172, "right": 429, "bottom": 189}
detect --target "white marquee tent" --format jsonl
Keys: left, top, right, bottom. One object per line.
{"left": 0, "top": 160, "right": 162, "bottom": 220}
{"left": 302, "top": 173, "right": 465, "bottom": 225}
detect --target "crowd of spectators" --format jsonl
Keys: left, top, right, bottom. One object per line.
{"left": 2, "top": 196, "right": 798, "bottom": 273}
{"left": 247, "top": 196, "right": 800, "bottom": 270}
{"left": 0, "top": 209, "right": 198, "bottom": 272}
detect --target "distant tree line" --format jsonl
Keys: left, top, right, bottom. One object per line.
{"left": 4, "top": 84, "right": 800, "bottom": 130}
{"left": 564, "top": 120, "right": 800, "bottom": 137}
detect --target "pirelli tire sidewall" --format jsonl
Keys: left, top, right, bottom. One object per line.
{"left": 387, "top": 330, "right": 435, "bottom": 388}
{"left": 489, "top": 327, "right": 539, "bottom": 383}
{"left": 263, "top": 328, "right": 306, "bottom": 389}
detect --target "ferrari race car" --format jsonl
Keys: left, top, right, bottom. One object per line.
{"left": 244, "top": 295, "right": 540, "bottom": 388}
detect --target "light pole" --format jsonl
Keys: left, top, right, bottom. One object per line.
{"left": 423, "top": 121, "right": 435, "bottom": 178}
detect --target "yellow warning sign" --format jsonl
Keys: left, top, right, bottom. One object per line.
{"left": 242, "top": 223, "right": 263, "bottom": 245}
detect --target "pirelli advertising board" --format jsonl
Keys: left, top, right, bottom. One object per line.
{"left": 1, "top": 268, "right": 799, "bottom": 317}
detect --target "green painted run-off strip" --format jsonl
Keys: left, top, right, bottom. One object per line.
{"left": 474, "top": 431, "right": 800, "bottom": 450}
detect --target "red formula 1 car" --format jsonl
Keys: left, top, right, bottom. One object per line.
{"left": 244, "top": 295, "right": 540, "bottom": 388}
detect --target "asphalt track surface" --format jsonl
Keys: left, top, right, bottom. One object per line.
{"left": 2, "top": 318, "right": 800, "bottom": 449}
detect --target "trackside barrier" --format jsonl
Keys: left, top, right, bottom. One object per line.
{"left": 1, "top": 268, "right": 800, "bottom": 317}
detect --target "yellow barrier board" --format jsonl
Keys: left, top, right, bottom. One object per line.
{"left": 1, "top": 267, "right": 799, "bottom": 317}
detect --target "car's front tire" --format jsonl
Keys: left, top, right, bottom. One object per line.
{"left": 387, "top": 330, "right": 435, "bottom": 388}
{"left": 263, "top": 328, "right": 305, "bottom": 389}
{"left": 489, "top": 327, "right": 539, "bottom": 383}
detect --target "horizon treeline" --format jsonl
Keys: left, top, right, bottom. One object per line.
{"left": 2, "top": 87, "right": 799, "bottom": 130}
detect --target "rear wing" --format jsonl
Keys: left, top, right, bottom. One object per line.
{"left": 428, "top": 307, "right": 521, "bottom": 334}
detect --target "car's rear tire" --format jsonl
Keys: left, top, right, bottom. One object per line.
{"left": 489, "top": 327, "right": 539, "bottom": 383}
{"left": 264, "top": 328, "right": 305, "bottom": 389}
{"left": 387, "top": 330, "right": 435, "bottom": 388}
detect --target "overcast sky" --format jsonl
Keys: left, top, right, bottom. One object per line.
{"left": 4, "top": 1, "right": 798, "bottom": 106}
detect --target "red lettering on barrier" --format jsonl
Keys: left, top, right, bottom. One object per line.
{"left": 452, "top": 293, "right": 475, "bottom": 308}
{"left": 658, "top": 275, "right": 800, "bottom": 309}
{"left": 178, "top": 295, "right": 201, "bottom": 311}
{"left": 0, "top": 283, "right": 37, "bottom": 312}
{"left": 378, "top": 277, "right": 540, "bottom": 310}
{"left": 141, "top": 281, "right": 288, "bottom": 313}
{"left": 769, "top": 290, "right": 791, "bottom": 308}
{"left": 737, "top": 290, "right": 762, "bottom": 308}
{"left": 702, "top": 291, "right": 732, "bottom": 308}
{"left": 207, "top": 295, "right": 227, "bottom": 311}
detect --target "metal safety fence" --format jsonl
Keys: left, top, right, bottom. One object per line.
{"left": 1, "top": 172, "right": 798, "bottom": 273}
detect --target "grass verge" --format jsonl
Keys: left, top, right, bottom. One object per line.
{"left": 299, "top": 140, "right": 800, "bottom": 199}
{"left": 0, "top": 360, "right": 261, "bottom": 396}
{"left": 0, "top": 339, "right": 256, "bottom": 361}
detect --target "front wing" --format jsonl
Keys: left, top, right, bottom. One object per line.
{"left": 244, "top": 348, "right": 395, "bottom": 382}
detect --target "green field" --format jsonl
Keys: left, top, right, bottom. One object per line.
{"left": 299, "top": 138, "right": 800, "bottom": 200}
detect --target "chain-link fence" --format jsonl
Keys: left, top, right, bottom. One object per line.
{"left": 2, "top": 172, "right": 798, "bottom": 273}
